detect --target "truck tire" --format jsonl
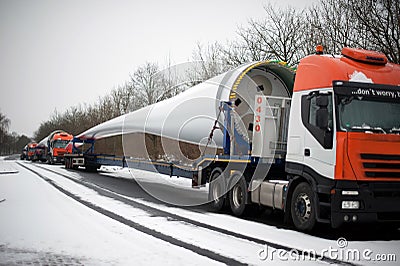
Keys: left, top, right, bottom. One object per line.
{"left": 291, "top": 182, "right": 316, "bottom": 231}
{"left": 65, "top": 158, "right": 70, "bottom": 169}
{"left": 47, "top": 155, "right": 53, "bottom": 165}
{"left": 229, "top": 175, "right": 247, "bottom": 216}
{"left": 208, "top": 168, "right": 226, "bottom": 212}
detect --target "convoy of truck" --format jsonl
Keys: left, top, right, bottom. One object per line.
{"left": 21, "top": 130, "right": 73, "bottom": 164}
{"left": 22, "top": 46, "right": 400, "bottom": 231}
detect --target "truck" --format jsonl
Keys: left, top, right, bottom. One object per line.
{"left": 32, "top": 143, "right": 47, "bottom": 162}
{"left": 64, "top": 46, "right": 400, "bottom": 231}
{"left": 26, "top": 142, "right": 38, "bottom": 161}
{"left": 45, "top": 130, "right": 73, "bottom": 164}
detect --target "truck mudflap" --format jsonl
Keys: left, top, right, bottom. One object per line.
{"left": 330, "top": 181, "right": 400, "bottom": 228}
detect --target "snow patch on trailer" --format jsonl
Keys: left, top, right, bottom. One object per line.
{"left": 100, "top": 165, "right": 208, "bottom": 191}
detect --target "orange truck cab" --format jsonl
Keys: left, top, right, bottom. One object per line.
{"left": 46, "top": 130, "right": 74, "bottom": 164}
{"left": 26, "top": 142, "right": 38, "bottom": 161}
{"left": 285, "top": 47, "right": 400, "bottom": 229}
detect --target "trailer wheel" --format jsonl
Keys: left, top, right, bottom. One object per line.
{"left": 291, "top": 182, "right": 316, "bottom": 231}
{"left": 208, "top": 168, "right": 226, "bottom": 212}
{"left": 229, "top": 175, "right": 247, "bottom": 216}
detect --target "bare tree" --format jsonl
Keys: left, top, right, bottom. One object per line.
{"left": 0, "top": 111, "right": 11, "bottom": 154}
{"left": 304, "top": 0, "right": 399, "bottom": 63}
{"left": 190, "top": 42, "right": 229, "bottom": 81}
{"left": 131, "top": 61, "right": 188, "bottom": 106}
{"left": 130, "top": 62, "right": 161, "bottom": 105}
{"left": 219, "top": 40, "right": 255, "bottom": 67}
{"left": 344, "top": 0, "right": 400, "bottom": 63}
{"left": 305, "top": 0, "right": 368, "bottom": 55}
{"left": 110, "top": 82, "right": 138, "bottom": 115}
{"left": 238, "top": 4, "right": 306, "bottom": 65}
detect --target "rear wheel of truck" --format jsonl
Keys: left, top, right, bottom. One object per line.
{"left": 47, "top": 155, "right": 53, "bottom": 165}
{"left": 291, "top": 182, "right": 316, "bottom": 231}
{"left": 65, "top": 158, "right": 70, "bottom": 169}
{"left": 208, "top": 168, "right": 226, "bottom": 212}
{"left": 229, "top": 175, "right": 247, "bottom": 216}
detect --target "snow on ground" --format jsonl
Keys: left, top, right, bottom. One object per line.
{"left": 101, "top": 165, "right": 207, "bottom": 192}
{"left": 0, "top": 157, "right": 18, "bottom": 174}
{"left": 92, "top": 165, "right": 400, "bottom": 265}
{"left": 23, "top": 162, "right": 323, "bottom": 265}
{"left": 0, "top": 160, "right": 221, "bottom": 265}
{"left": 2, "top": 159, "right": 400, "bottom": 265}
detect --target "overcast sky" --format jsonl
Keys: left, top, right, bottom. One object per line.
{"left": 0, "top": 0, "right": 315, "bottom": 138}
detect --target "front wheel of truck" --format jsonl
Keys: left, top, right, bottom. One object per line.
{"left": 291, "top": 182, "right": 316, "bottom": 231}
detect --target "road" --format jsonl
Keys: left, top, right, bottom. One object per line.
{"left": 1, "top": 159, "right": 399, "bottom": 265}
{"left": 31, "top": 161, "right": 400, "bottom": 241}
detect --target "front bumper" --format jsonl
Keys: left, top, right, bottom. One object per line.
{"left": 330, "top": 181, "right": 400, "bottom": 228}
{"left": 53, "top": 156, "right": 65, "bottom": 163}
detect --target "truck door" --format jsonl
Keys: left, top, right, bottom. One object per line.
{"left": 302, "top": 92, "right": 335, "bottom": 178}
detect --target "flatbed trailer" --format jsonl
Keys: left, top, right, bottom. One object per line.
{"left": 64, "top": 138, "right": 269, "bottom": 189}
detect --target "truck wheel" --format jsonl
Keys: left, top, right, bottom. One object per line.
{"left": 65, "top": 158, "right": 70, "bottom": 169}
{"left": 208, "top": 168, "right": 226, "bottom": 212}
{"left": 229, "top": 175, "right": 247, "bottom": 216}
{"left": 47, "top": 155, "right": 53, "bottom": 165}
{"left": 291, "top": 182, "right": 316, "bottom": 231}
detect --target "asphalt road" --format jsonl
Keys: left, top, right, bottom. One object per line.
{"left": 31, "top": 161, "right": 400, "bottom": 242}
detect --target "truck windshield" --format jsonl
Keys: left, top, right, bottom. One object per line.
{"left": 53, "top": 140, "right": 69, "bottom": 148}
{"left": 338, "top": 98, "right": 400, "bottom": 133}
{"left": 334, "top": 81, "right": 400, "bottom": 134}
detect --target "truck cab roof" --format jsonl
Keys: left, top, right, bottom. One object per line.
{"left": 294, "top": 47, "right": 400, "bottom": 92}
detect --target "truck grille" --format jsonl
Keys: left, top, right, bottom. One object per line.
{"left": 361, "top": 153, "right": 400, "bottom": 178}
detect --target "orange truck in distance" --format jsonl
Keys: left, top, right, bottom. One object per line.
{"left": 46, "top": 130, "right": 73, "bottom": 164}
{"left": 26, "top": 142, "right": 38, "bottom": 161}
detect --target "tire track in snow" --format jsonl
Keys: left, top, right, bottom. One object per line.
{"left": 18, "top": 162, "right": 245, "bottom": 266}
{"left": 25, "top": 162, "right": 356, "bottom": 266}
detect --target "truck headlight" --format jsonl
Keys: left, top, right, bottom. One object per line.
{"left": 342, "top": 201, "right": 360, "bottom": 209}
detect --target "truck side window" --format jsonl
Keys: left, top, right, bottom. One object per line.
{"left": 309, "top": 96, "right": 333, "bottom": 129}
{"left": 301, "top": 93, "right": 333, "bottom": 149}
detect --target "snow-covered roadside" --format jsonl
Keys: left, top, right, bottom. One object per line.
{"left": 0, "top": 157, "right": 18, "bottom": 174}
{"left": 0, "top": 161, "right": 222, "bottom": 265}
{"left": 58, "top": 163, "right": 400, "bottom": 265}
{"left": 17, "top": 161, "right": 400, "bottom": 265}
{"left": 22, "top": 162, "right": 330, "bottom": 265}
